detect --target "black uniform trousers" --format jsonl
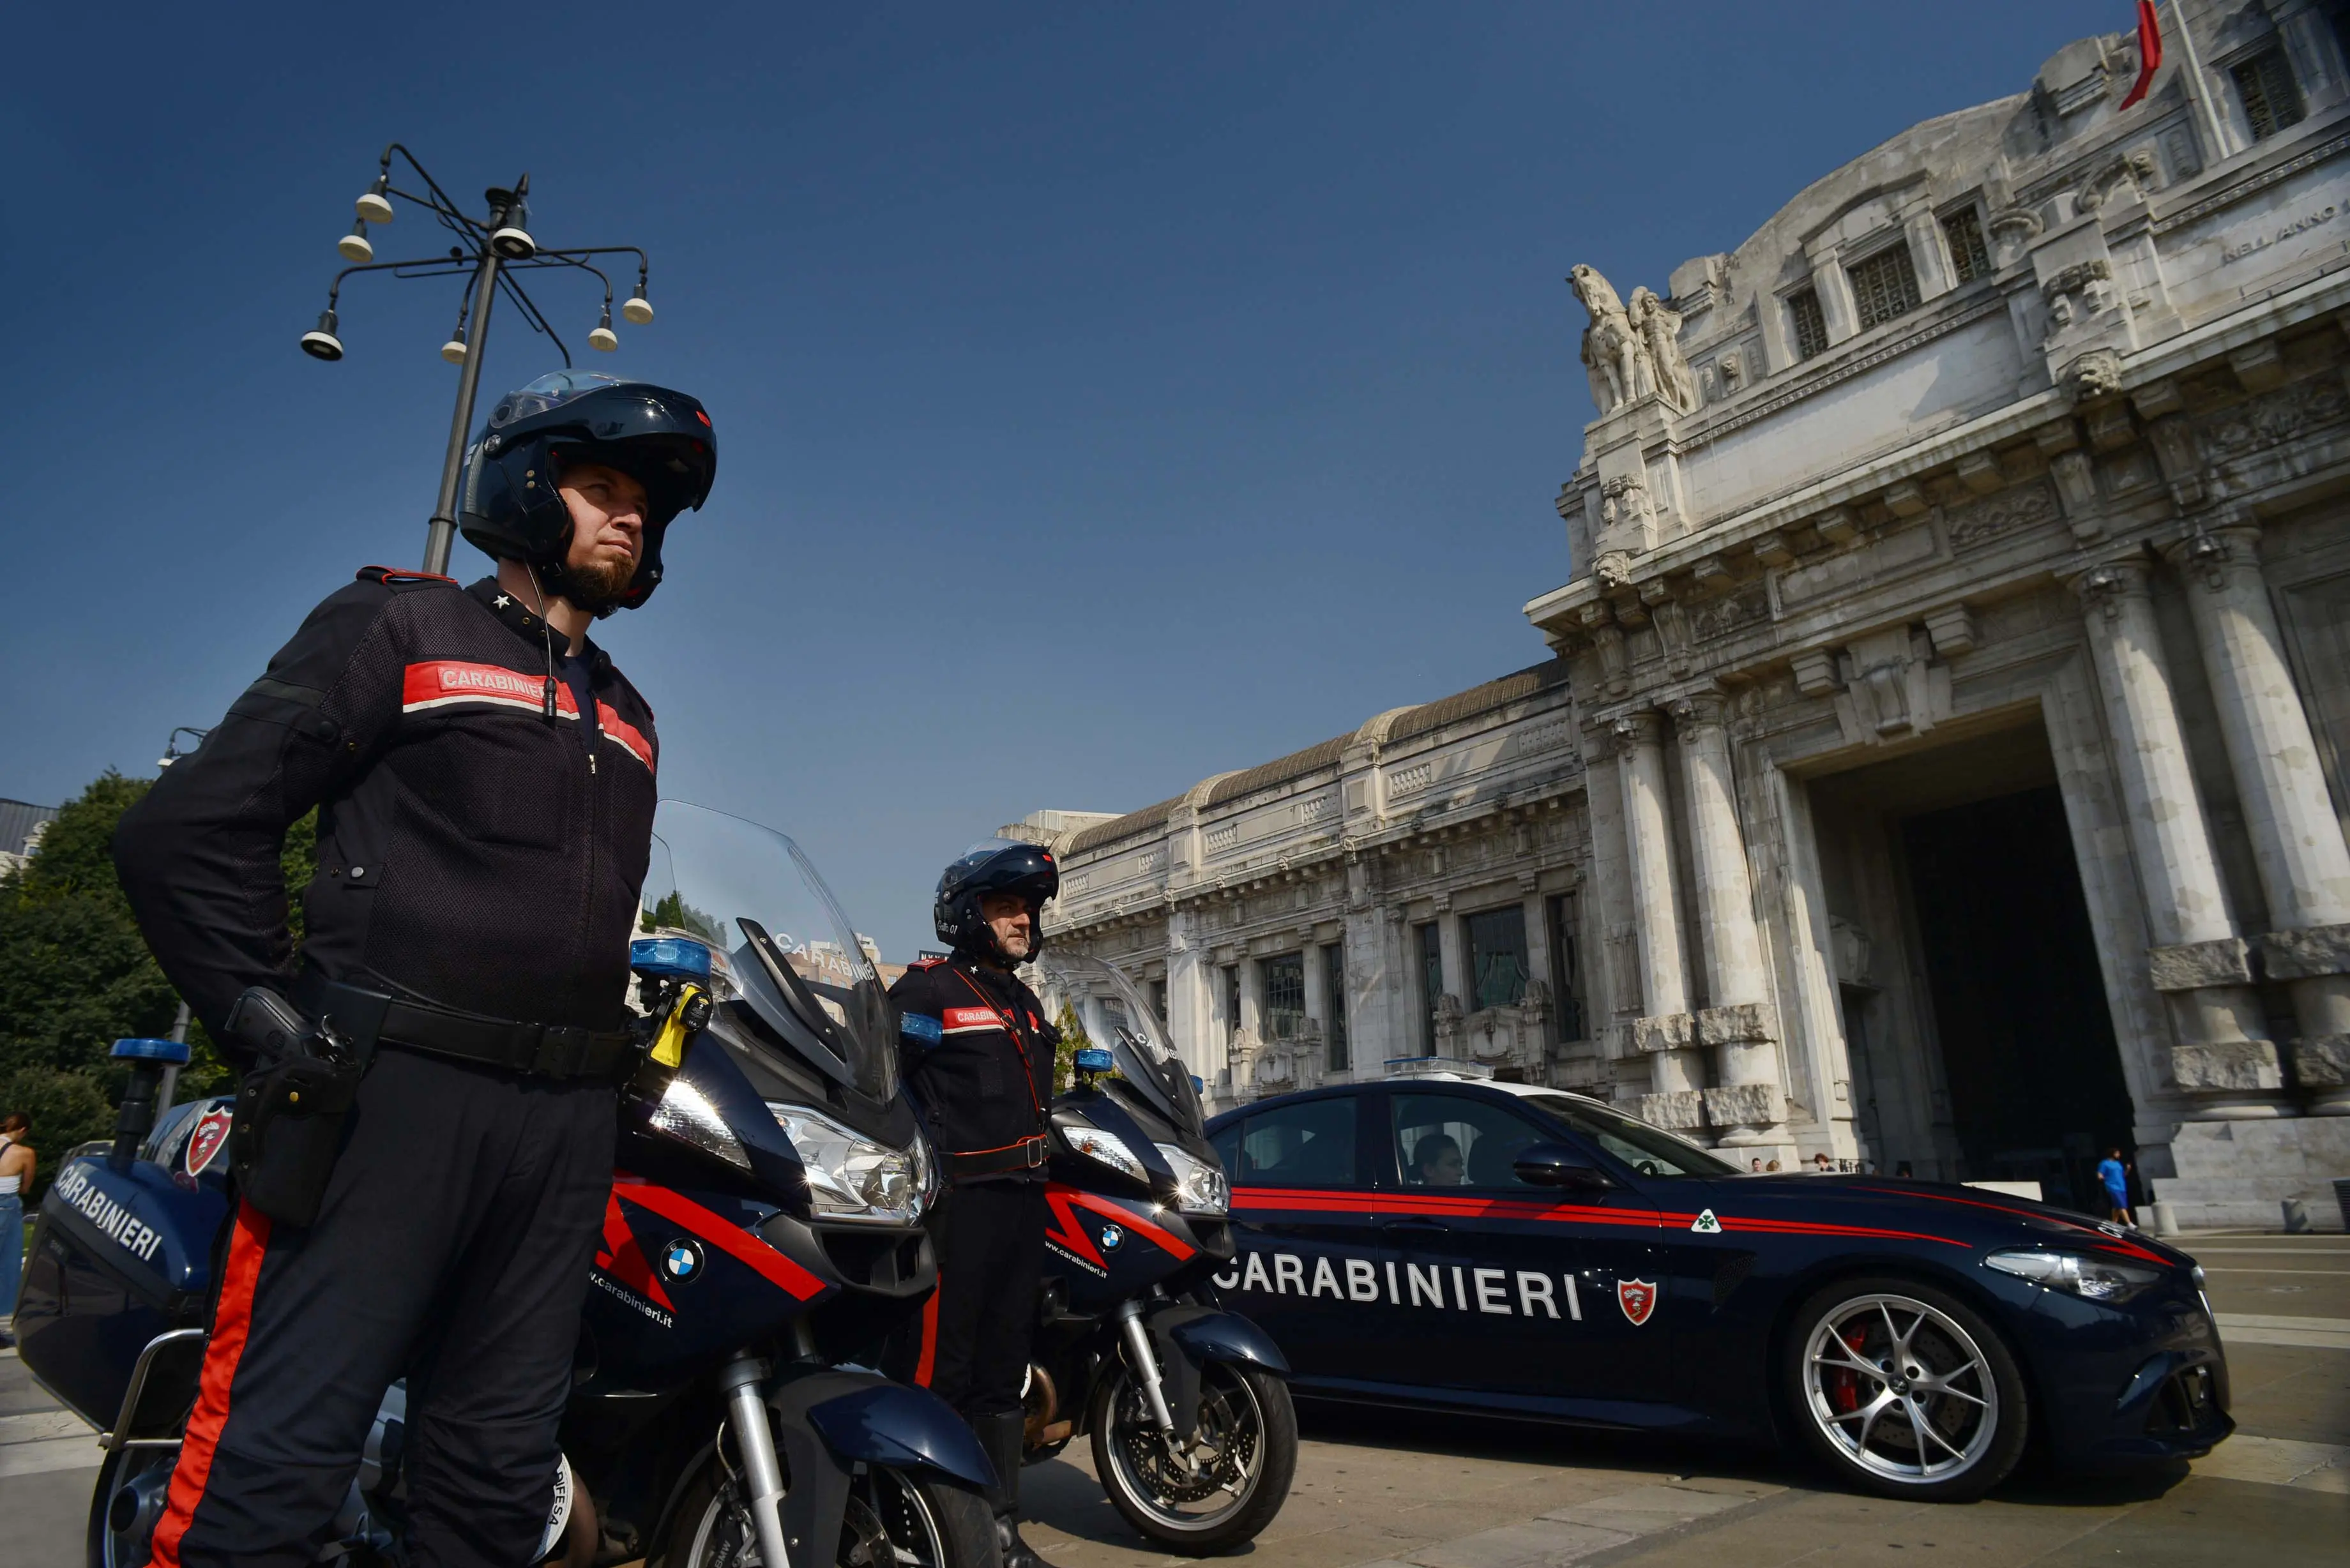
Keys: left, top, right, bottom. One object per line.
{"left": 154, "top": 1046, "right": 615, "bottom": 1568}
{"left": 918, "top": 1180, "right": 1047, "bottom": 1421}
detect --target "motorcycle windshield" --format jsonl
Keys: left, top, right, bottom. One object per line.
{"left": 642, "top": 801, "right": 895, "bottom": 1104}
{"left": 1036, "top": 954, "right": 1204, "bottom": 1138}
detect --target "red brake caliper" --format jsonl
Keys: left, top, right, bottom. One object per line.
{"left": 1828, "top": 1325, "right": 1869, "bottom": 1413}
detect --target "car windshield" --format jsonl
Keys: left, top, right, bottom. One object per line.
{"left": 1520, "top": 1094, "right": 1738, "bottom": 1178}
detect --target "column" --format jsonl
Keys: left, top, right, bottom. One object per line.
{"left": 2164, "top": 525, "right": 2350, "bottom": 1111}
{"left": 1301, "top": 931, "right": 1333, "bottom": 1078}
{"left": 1434, "top": 907, "right": 1467, "bottom": 1057}
{"left": 1614, "top": 711, "right": 1706, "bottom": 1132}
{"left": 2073, "top": 559, "right": 2285, "bottom": 1115}
{"left": 1165, "top": 910, "right": 1215, "bottom": 1089}
{"left": 1674, "top": 693, "right": 1791, "bottom": 1147}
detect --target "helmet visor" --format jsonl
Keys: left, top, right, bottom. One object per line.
{"left": 643, "top": 801, "right": 895, "bottom": 1104}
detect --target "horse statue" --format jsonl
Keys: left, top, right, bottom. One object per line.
{"left": 1570, "top": 264, "right": 1642, "bottom": 415}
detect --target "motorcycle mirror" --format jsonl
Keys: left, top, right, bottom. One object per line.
{"left": 1513, "top": 1142, "right": 1614, "bottom": 1191}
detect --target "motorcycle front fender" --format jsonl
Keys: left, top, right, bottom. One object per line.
{"left": 764, "top": 1366, "right": 997, "bottom": 1563}
{"left": 1142, "top": 1302, "right": 1291, "bottom": 1442}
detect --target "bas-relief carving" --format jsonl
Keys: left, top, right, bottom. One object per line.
{"left": 1774, "top": 522, "right": 1940, "bottom": 608}
{"left": 1944, "top": 479, "right": 2061, "bottom": 552}
{"left": 1687, "top": 582, "right": 1770, "bottom": 642}
{"left": 2197, "top": 372, "right": 2350, "bottom": 461}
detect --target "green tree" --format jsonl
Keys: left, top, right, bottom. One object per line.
{"left": 1052, "top": 1000, "right": 1089, "bottom": 1093}
{"left": 0, "top": 771, "right": 317, "bottom": 1194}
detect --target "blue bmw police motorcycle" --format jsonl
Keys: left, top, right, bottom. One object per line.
{"left": 17, "top": 803, "right": 1000, "bottom": 1568}
{"left": 1019, "top": 954, "right": 1296, "bottom": 1555}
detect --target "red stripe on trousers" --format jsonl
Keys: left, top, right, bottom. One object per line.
{"left": 914, "top": 1275, "right": 941, "bottom": 1387}
{"left": 152, "top": 1200, "right": 272, "bottom": 1568}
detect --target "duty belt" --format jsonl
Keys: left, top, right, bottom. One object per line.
{"left": 294, "top": 973, "right": 635, "bottom": 1082}
{"left": 945, "top": 1135, "right": 1049, "bottom": 1180}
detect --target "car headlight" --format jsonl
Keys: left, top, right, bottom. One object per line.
{"left": 1155, "top": 1141, "right": 1229, "bottom": 1216}
{"left": 1983, "top": 1248, "right": 2164, "bottom": 1304}
{"left": 768, "top": 1104, "right": 929, "bottom": 1225}
{"left": 1054, "top": 1112, "right": 1148, "bottom": 1182}
{"left": 651, "top": 1076, "right": 750, "bottom": 1170}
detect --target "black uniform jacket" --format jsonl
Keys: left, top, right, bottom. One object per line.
{"left": 114, "top": 568, "right": 660, "bottom": 1055}
{"left": 889, "top": 953, "right": 1059, "bottom": 1184}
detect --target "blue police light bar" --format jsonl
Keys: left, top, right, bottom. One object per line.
{"left": 112, "top": 1037, "right": 191, "bottom": 1064}
{"left": 1192, "top": 1075, "right": 1206, "bottom": 1094}
{"left": 632, "top": 936, "right": 713, "bottom": 981}
{"left": 1073, "top": 1046, "right": 1116, "bottom": 1074}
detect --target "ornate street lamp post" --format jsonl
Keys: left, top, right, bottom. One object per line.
{"left": 298, "top": 144, "right": 663, "bottom": 575}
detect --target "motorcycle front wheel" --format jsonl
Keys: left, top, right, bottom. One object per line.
{"left": 653, "top": 1458, "right": 996, "bottom": 1568}
{"left": 1088, "top": 1360, "right": 1296, "bottom": 1555}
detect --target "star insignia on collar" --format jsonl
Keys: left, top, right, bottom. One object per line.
{"left": 493, "top": 594, "right": 512, "bottom": 609}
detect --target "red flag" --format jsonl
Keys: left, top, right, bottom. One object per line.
{"left": 2119, "top": 0, "right": 2163, "bottom": 110}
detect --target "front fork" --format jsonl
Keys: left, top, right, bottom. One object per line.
{"left": 722, "top": 1318, "right": 820, "bottom": 1568}
{"left": 1115, "top": 1299, "right": 1178, "bottom": 1435}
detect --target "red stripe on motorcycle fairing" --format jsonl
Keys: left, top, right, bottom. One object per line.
{"left": 1843, "top": 1185, "right": 2174, "bottom": 1262}
{"left": 1048, "top": 1182, "right": 1197, "bottom": 1262}
{"left": 610, "top": 1175, "right": 828, "bottom": 1300}
{"left": 151, "top": 1201, "right": 272, "bottom": 1568}
{"left": 1043, "top": 1187, "right": 1105, "bottom": 1267}
{"left": 914, "top": 1278, "right": 941, "bottom": 1387}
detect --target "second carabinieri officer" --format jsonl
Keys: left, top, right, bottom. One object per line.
{"left": 112, "top": 371, "right": 715, "bottom": 1568}
{"left": 891, "top": 839, "right": 1066, "bottom": 1568}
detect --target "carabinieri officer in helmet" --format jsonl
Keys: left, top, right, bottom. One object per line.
{"left": 112, "top": 371, "right": 715, "bottom": 1568}
{"left": 891, "top": 840, "right": 1066, "bottom": 1568}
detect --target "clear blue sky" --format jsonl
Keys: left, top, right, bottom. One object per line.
{"left": 4, "top": 2, "right": 2124, "bottom": 960}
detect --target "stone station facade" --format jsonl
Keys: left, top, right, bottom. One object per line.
{"left": 1019, "top": 8, "right": 2350, "bottom": 1226}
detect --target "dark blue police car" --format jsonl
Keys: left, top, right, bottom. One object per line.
{"left": 1204, "top": 1073, "right": 2230, "bottom": 1501}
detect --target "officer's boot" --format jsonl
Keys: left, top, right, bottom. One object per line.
{"left": 976, "top": 1411, "right": 1064, "bottom": 1568}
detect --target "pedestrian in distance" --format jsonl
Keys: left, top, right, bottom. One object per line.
{"left": 891, "top": 840, "right": 1069, "bottom": 1568}
{"left": 2097, "top": 1147, "right": 2135, "bottom": 1227}
{"left": 112, "top": 371, "right": 715, "bottom": 1568}
{"left": 1812, "top": 1152, "right": 1833, "bottom": 1173}
{"left": 1749, "top": 1157, "right": 1762, "bottom": 1172}
{"left": 0, "top": 1112, "right": 33, "bottom": 1349}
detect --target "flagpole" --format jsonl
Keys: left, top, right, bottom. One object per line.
{"left": 2168, "top": 0, "right": 2230, "bottom": 163}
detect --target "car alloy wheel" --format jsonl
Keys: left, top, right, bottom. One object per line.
{"left": 1787, "top": 1278, "right": 2027, "bottom": 1501}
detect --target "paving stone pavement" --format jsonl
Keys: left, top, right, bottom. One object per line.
{"left": 6, "top": 1232, "right": 2347, "bottom": 1566}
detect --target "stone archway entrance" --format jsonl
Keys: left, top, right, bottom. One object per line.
{"left": 1804, "top": 716, "right": 2132, "bottom": 1209}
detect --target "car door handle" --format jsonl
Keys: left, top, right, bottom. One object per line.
{"left": 1379, "top": 1217, "right": 1449, "bottom": 1235}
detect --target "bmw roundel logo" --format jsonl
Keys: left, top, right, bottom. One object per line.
{"left": 661, "top": 1237, "right": 706, "bottom": 1283}
{"left": 1099, "top": 1225, "right": 1125, "bottom": 1252}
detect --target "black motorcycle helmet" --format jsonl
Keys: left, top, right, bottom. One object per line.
{"left": 934, "top": 840, "right": 1059, "bottom": 965}
{"left": 458, "top": 371, "right": 717, "bottom": 614}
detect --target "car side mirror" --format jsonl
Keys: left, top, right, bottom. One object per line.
{"left": 1513, "top": 1142, "right": 1614, "bottom": 1191}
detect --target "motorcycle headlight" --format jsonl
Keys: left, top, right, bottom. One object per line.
{"left": 1983, "top": 1248, "right": 2164, "bottom": 1304}
{"left": 1155, "top": 1140, "right": 1229, "bottom": 1216}
{"left": 1054, "top": 1111, "right": 1148, "bottom": 1182}
{"left": 650, "top": 1076, "right": 750, "bottom": 1170}
{"left": 768, "top": 1104, "right": 929, "bottom": 1225}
